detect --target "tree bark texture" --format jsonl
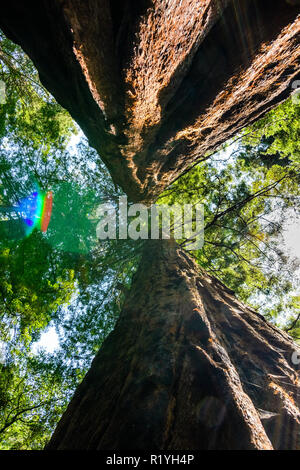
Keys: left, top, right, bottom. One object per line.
{"left": 0, "top": 1, "right": 299, "bottom": 202}
{"left": 46, "top": 240, "right": 300, "bottom": 450}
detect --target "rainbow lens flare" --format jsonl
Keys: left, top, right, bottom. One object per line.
{"left": 17, "top": 189, "right": 53, "bottom": 236}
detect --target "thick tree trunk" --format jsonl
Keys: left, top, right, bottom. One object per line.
{"left": 46, "top": 240, "right": 300, "bottom": 450}
{"left": 1, "top": 2, "right": 299, "bottom": 450}
{"left": 0, "top": 1, "right": 299, "bottom": 202}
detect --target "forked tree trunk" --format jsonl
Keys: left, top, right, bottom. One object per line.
{"left": 0, "top": 1, "right": 299, "bottom": 202}
{"left": 46, "top": 240, "right": 300, "bottom": 450}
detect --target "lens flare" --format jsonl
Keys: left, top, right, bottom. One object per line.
{"left": 40, "top": 191, "right": 53, "bottom": 233}
{"left": 16, "top": 189, "right": 53, "bottom": 236}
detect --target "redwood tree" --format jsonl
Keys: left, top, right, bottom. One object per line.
{"left": 0, "top": 0, "right": 300, "bottom": 450}
{"left": 46, "top": 240, "right": 300, "bottom": 450}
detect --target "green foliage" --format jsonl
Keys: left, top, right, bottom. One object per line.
{"left": 0, "top": 352, "right": 79, "bottom": 449}
{"left": 0, "top": 233, "right": 75, "bottom": 338}
{"left": 0, "top": 30, "right": 75, "bottom": 150}
{"left": 241, "top": 96, "right": 300, "bottom": 168}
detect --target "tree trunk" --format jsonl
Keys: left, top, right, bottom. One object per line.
{"left": 46, "top": 240, "right": 300, "bottom": 450}
{"left": 0, "top": 1, "right": 299, "bottom": 202}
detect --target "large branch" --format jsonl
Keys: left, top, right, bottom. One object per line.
{"left": 0, "top": 1, "right": 299, "bottom": 202}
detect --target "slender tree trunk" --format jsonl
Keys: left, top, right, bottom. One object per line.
{"left": 46, "top": 240, "right": 300, "bottom": 450}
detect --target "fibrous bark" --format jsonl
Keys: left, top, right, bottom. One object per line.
{"left": 0, "top": 1, "right": 299, "bottom": 202}
{"left": 46, "top": 240, "right": 300, "bottom": 450}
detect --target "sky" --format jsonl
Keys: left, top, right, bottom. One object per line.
{"left": 283, "top": 216, "right": 300, "bottom": 260}
{"left": 32, "top": 326, "right": 59, "bottom": 354}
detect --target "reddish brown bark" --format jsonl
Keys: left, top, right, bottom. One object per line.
{"left": 46, "top": 241, "right": 300, "bottom": 450}
{"left": 1, "top": 2, "right": 300, "bottom": 450}
{"left": 0, "top": 1, "right": 299, "bottom": 202}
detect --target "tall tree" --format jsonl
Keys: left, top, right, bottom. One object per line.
{"left": 0, "top": 1, "right": 299, "bottom": 450}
